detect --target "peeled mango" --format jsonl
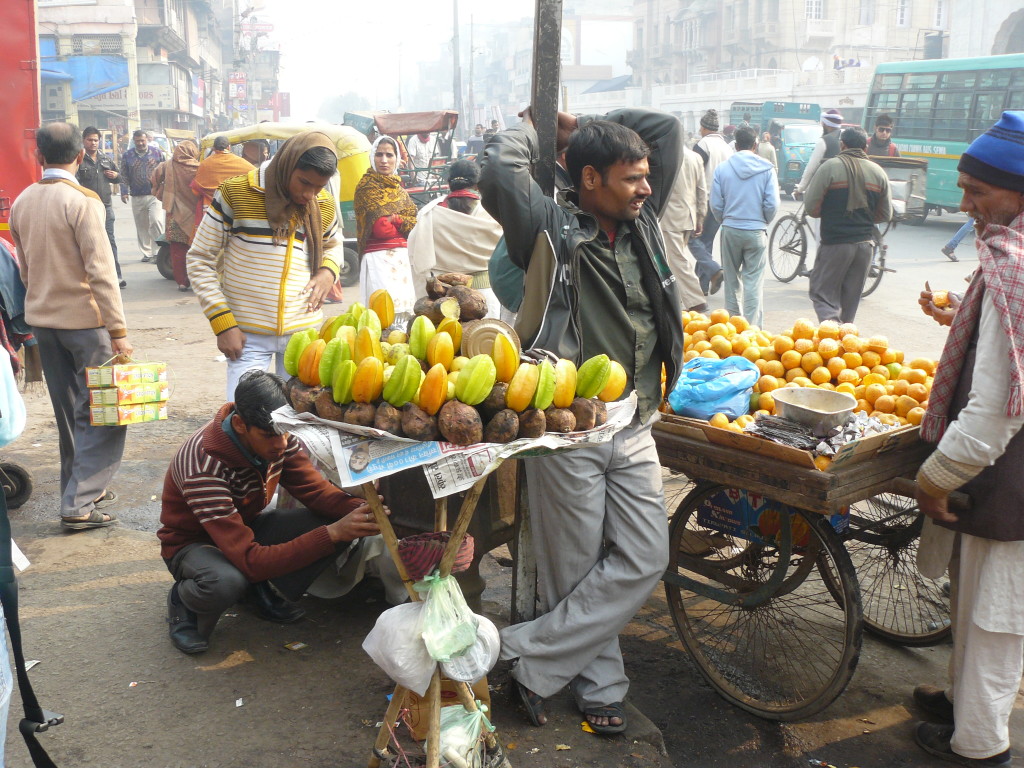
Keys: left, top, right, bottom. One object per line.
{"left": 552, "top": 358, "right": 578, "bottom": 409}
{"left": 505, "top": 362, "right": 540, "bottom": 412}
{"left": 283, "top": 328, "right": 317, "bottom": 377}
{"left": 352, "top": 357, "right": 385, "bottom": 403}
{"left": 454, "top": 354, "right": 497, "bottom": 406}
{"left": 409, "top": 315, "right": 436, "bottom": 360}
{"left": 382, "top": 354, "right": 422, "bottom": 408}
{"left": 576, "top": 354, "right": 612, "bottom": 399}
{"left": 530, "top": 360, "right": 556, "bottom": 410}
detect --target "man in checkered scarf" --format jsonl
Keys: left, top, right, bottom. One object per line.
{"left": 912, "top": 111, "right": 1024, "bottom": 767}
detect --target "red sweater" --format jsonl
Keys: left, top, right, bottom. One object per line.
{"left": 158, "top": 404, "right": 362, "bottom": 581}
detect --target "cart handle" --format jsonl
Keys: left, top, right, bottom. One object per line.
{"left": 888, "top": 476, "right": 971, "bottom": 511}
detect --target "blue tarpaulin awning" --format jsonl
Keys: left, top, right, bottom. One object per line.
{"left": 38, "top": 37, "right": 129, "bottom": 102}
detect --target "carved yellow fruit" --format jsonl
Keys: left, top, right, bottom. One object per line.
{"left": 598, "top": 360, "right": 627, "bottom": 402}
{"left": 427, "top": 331, "right": 455, "bottom": 371}
{"left": 491, "top": 332, "right": 519, "bottom": 384}
{"left": 354, "top": 326, "right": 383, "bottom": 363}
{"left": 552, "top": 359, "right": 578, "bottom": 409}
{"left": 437, "top": 317, "right": 463, "bottom": 355}
{"left": 352, "top": 357, "right": 384, "bottom": 403}
{"left": 419, "top": 363, "right": 448, "bottom": 416}
{"left": 455, "top": 354, "right": 497, "bottom": 406}
{"left": 409, "top": 315, "right": 436, "bottom": 360}
{"left": 506, "top": 362, "right": 540, "bottom": 412}
{"left": 576, "top": 354, "right": 611, "bottom": 399}
{"left": 369, "top": 289, "right": 396, "bottom": 328}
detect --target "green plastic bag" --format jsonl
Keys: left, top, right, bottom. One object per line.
{"left": 415, "top": 573, "right": 478, "bottom": 662}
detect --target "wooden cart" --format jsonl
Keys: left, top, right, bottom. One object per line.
{"left": 652, "top": 414, "right": 952, "bottom": 721}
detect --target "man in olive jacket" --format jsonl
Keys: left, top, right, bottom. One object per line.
{"left": 479, "top": 109, "right": 683, "bottom": 735}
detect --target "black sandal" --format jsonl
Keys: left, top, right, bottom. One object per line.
{"left": 512, "top": 679, "right": 546, "bottom": 727}
{"left": 583, "top": 702, "right": 627, "bottom": 735}
{"left": 61, "top": 509, "right": 118, "bottom": 531}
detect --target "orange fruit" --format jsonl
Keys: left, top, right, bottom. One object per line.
{"left": 792, "top": 318, "right": 816, "bottom": 340}
{"left": 732, "top": 336, "right": 751, "bottom": 354}
{"left": 861, "top": 350, "right": 882, "bottom": 368}
{"left": 742, "top": 345, "right": 761, "bottom": 362}
{"left": 781, "top": 350, "right": 803, "bottom": 370}
{"left": 784, "top": 381, "right": 801, "bottom": 388}
{"left": 683, "top": 350, "right": 700, "bottom": 361}
{"left": 855, "top": 365, "right": 872, "bottom": 380}
{"left": 818, "top": 382, "right": 836, "bottom": 390}
{"left": 754, "top": 409, "right": 771, "bottom": 418}
{"left": 836, "top": 382, "right": 857, "bottom": 396}
{"left": 730, "top": 316, "right": 750, "bottom": 332}
{"left": 801, "top": 351, "right": 824, "bottom": 373}
{"left": 757, "top": 375, "right": 780, "bottom": 393}
{"left": 867, "top": 335, "right": 889, "bottom": 353}
{"left": 895, "top": 395, "right": 919, "bottom": 418}
{"left": 842, "top": 352, "right": 863, "bottom": 370}
{"left": 814, "top": 454, "right": 833, "bottom": 471}
{"left": 892, "top": 379, "right": 910, "bottom": 397}
{"left": 794, "top": 338, "right": 815, "bottom": 354}
{"left": 735, "top": 414, "right": 755, "bottom": 428}
{"left": 901, "top": 368, "right": 928, "bottom": 385}
{"left": 874, "top": 394, "right": 896, "bottom": 413}
{"left": 864, "top": 383, "right": 887, "bottom": 404}
{"left": 841, "top": 334, "right": 864, "bottom": 353}
{"left": 710, "top": 337, "right": 733, "bottom": 358}
{"left": 836, "top": 368, "right": 859, "bottom": 385}
{"left": 694, "top": 340, "right": 712, "bottom": 353}
{"left": 758, "top": 392, "right": 776, "bottom": 412}
{"left": 725, "top": 422, "right": 745, "bottom": 433}
{"left": 763, "top": 359, "right": 785, "bottom": 378}
{"left": 839, "top": 322, "right": 859, "bottom": 337}
{"left": 862, "top": 372, "right": 887, "bottom": 387}
{"left": 785, "top": 367, "right": 804, "bottom": 382}
{"left": 854, "top": 384, "right": 866, "bottom": 399}
{"left": 810, "top": 366, "right": 832, "bottom": 385}
{"left": 870, "top": 365, "right": 891, "bottom": 380}
{"left": 855, "top": 398, "right": 871, "bottom": 413}
{"left": 709, "top": 308, "right": 731, "bottom": 325}
{"left": 817, "top": 320, "right": 841, "bottom": 340}
{"left": 886, "top": 363, "right": 903, "bottom": 380}
{"left": 709, "top": 412, "right": 730, "bottom": 428}
{"left": 707, "top": 322, "right": 732, "bottom": 338}
{"left": 907, "top": 406, "right": 925, "bottom": 425}
{"left": 827, "top": 357, "right": 847, "bottom": 378}
{"left": 910, "top": 357, "right": 937, "bottom": 375}
{"left": 691, "top": 330, "right": 709, "bottom": 345}
{"left": 700, "top": 350, "right": 720, "bottom": 359}
{"left": 760, "top": 349, "right": 780, "bottom": 362}
{"left": 880, "top": 349, "right": 899, "bottom": 365}
{"left": 817, "top": 338, "right": 841, "bottom": 359}
{"left": 908, "top": 383, "right": 929, "bottom": 402}
{"left": 685, "top": 318, "right": 710, "bottom": 334}
{"left": 773, "top": 335, "right": 795, "bottom": 355}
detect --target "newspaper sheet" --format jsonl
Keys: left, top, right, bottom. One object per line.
{"left": 272, "top": 394, "right": 637, "bottom": 498}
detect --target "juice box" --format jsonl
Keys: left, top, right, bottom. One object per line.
{"left": 85, "top": 361, "right": 168, "bottom": 389}
{"left": 89, "top": 401, "right": 168, "bottom": 427}
{"left": 88, "top": 381, "right": 170, "bottom": 406}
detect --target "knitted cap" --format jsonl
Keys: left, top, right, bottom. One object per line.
{"left": 821, "top": 109, "right": 844, "bottom": 128}
{"left": 958, "top": 111, "right": 1024, "bottom": 192}
{"left": 700, "top": 109, "right": 720, "bottom": 131}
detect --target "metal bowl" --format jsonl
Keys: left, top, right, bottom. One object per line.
{"left": 771, "top": 387, "right": 856, "bottom": 436}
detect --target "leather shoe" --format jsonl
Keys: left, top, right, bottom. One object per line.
{"left": 246, "top": 581, "right": 305, "bottom": 624}
{"left": 914, "top": 722, "right": 1011, "bottom": 765}
{"left": 167, "top": 584, "right": 208, "bottom": 654}
{"left": 914, "top": 684, "right": 954, "bottom": 723}
{"left": 709, "top": 270, "right": 724, "bottom": 295}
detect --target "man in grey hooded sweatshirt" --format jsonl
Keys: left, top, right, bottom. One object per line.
{"left": 711, "top": 125, "right": 780, "bottom": 328}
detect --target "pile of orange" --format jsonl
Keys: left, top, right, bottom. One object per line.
{"left": 677, "top": 310, "right": 936, "bottom": 430}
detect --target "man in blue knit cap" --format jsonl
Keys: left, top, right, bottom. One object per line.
{"left": 913, "top": 111, "right": 1024, "bottom": 766}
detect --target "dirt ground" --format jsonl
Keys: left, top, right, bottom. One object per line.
{"left": 3, "top": 214, "right": 1023, "bottom": 767}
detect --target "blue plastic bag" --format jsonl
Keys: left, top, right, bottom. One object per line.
{"left": 667, "top": 356, "right": 760, "bottom": 420}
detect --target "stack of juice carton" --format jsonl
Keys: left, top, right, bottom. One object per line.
{"left": 86, "top": 361, "right": 169, "bottom": 426}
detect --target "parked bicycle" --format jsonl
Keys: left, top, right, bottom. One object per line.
{"left": 767, "top": 204, "right": 893, "bottom": 298}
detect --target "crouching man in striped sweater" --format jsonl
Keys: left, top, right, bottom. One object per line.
{"left": 157, "top": 370, "right": 390, "bottom": 654}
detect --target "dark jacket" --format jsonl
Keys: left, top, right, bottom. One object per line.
{"left": 76, "top": 152, "right": 121, "bottom": 206}
{"left": 478, "top": 108, "right": 685, "bottom": 395}
{"left": 803, "top": 151, "right": 892, "bottom": 245}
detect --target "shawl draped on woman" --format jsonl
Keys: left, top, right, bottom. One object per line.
{"left": 191, "top": 150, "right": 254, "bottom": 208}
{"left": 263, "top": 131, "right": 338, "bottom": 274}
{"left": 354, "top": 137, "right": 417, "bottom": 256}
{"left": 152, "top": 140, "right": 200, "bottom": 242}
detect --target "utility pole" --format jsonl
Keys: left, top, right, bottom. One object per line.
{"left": 467, "top": 16, "right": 474, "bottom": 131}
{"left": 530, "top": 0, "right": 563, "bottom": 196}
{"left": 453, "top": 0, "right": 465, "bottom": 140}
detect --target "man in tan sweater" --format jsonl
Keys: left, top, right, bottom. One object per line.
{"left": 10, "top": 122, "right": 134, "bottom": 530}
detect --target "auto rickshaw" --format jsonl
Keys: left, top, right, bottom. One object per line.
{"left": 872, "top": 156, "right": 929, "bottom": 225}
{"left": 344, "top": 110, "right": 459, "bottom": 208}
{"left": 154, "top": 122, "right": 371, "bottom": 287}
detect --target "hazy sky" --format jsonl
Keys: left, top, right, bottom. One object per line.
{"left": 258, "top": 0, "right": 539, "bottom": 119}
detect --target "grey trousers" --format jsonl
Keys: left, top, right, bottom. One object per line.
{"left": 33, "top": 327, "right": 126, "bottom": 519}
{"left": 130, "top": 194, "right": 165, "bottom": 258}
{"left": 500, "top": 416, "right": 669, "bottom": 710}
{"left": 720, "top": 226, "right": 768, "bottom": 329}
{"left": 103, "top": 204, "right": 122, "bottom": 279}
{"left": 663, "top": 229, "right": 706, "bottom": 311}
{"left": 166, "top": 507, "right": 346, "bottom": 638}
{"left": 808, "top": 240, "right": 873, "bottom": 323}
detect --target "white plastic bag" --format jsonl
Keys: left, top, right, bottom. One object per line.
{"left": 361, "top": 602, "right": 436, "bottom": 696}
{"left": 0, "top": 354, "right": 26, "bottom": 448}
{"left": 436, "top": 704, "right": 494, "bottom": 768}
{"left": 441, "top": 615, "right": 500, "bottom": 683}
{"left": 415, "top": 574, "right": 478, "bottom": 662}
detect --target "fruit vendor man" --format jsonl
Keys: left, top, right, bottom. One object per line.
{"left": 187, "top": 132, "right": 344, "bottom": 399}
{"left": 912, "top": 111, "right": 1024, "bottom": 767}
{"left": 479, "top": 109, "right": 684, "bottom": 734}
{"left": 158, "top": 370, "right": 401, "bottom": 655}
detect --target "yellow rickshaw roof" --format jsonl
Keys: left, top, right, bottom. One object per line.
{"left": 199, "top": 123, "right": 370, "bottom": 160}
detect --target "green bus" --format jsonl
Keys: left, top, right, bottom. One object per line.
{"left": 864, "top": 54, "right": 1024, "bottom": 221}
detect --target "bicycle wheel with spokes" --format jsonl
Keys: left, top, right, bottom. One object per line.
{"left": 664, "top": 484, "right": 862, "bottom": 721}
{"left": 768, "top": 214, "right": 807, "bottom": 283}
{"left": 861, "top": 245, "right": 886, "bottom": 297}
{"left": 846, "top": 492, "right": 950, "bottom": 646}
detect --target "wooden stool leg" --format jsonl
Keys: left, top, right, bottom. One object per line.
{"left": 452, "top": 680, "right": 498, "bottom": 750}
{"left": 425, "top": 669, "right": 442, "bottom": 768}
{"left": 361, "top": 481, "right": 418, "bottom": 602}
{"left": 434, "top": 497, "right": 448, "bottom": 532}
{"left": 367, "top": 684, "right": 408, "bottom": 768}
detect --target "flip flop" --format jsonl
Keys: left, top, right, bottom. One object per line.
{"left": 61, "top": 509, "right": 118, "bottom": 531}
{"left": 93, "top": 490, "right": 119, "bottom": 510}
{"left": 582, "top": 702, "right": 627, "bottom": 735}
{"left": 511, "top": 679, "right": 546, "bottom": 727}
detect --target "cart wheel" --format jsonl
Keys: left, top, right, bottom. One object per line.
{"left": 904, "top": 209, "right": 928, "bottom": 226}
{"left": 768, "top": 214, "right": 807, "bottom": 283}
{"left": 339, "top": 247, "right": 360, "bottom": 288}
{"left": 664, "top": 484, "right": 862, "bottom": 721}
{"left": 845, "top": 492, "right": 950, "bottom": 646}
{"left": 156, "top": 243, "right": 175, "bottom": 281}
{"left": 0, "top": 462, "right": 33, "bottom": 509}
{"left": 861, "top": 244, "right": 886, "bottom": 298}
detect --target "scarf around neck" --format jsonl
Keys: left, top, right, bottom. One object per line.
{"left": 836, "top": 148, "right": 870, "bottom": 214}
{"left": 263, "top": 131, "right": 338, "bottom": 274}
{"left": 354, "top": 144, "right": 417, "bottom": 256}
{"left": 921, "top": 211, "right": 1024, "bottom": 442}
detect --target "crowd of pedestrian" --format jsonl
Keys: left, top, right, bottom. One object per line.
{"left": 6, "top": 101, "right": 1023, "bottom": 767}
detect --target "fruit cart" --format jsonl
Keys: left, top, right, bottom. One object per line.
{"left": 652, "top": 413, "right": 958, "bottom": 721}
